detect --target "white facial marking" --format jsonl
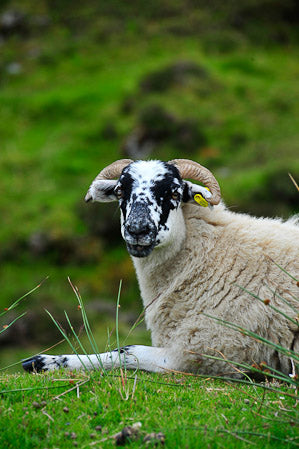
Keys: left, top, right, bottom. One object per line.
{"left": 121, "top": 161, "right": 168, "bottom": 227}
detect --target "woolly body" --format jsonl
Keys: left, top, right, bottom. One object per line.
{"left": 134, "top": 202, "right": 299, "bottom": 374}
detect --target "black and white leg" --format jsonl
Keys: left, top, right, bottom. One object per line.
{"left": 22, "top": 345, "right": 176, "bottom": 373}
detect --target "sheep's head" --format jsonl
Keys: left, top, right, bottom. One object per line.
{"left": 85, "top": 159, "right": 221, "bottom": 258}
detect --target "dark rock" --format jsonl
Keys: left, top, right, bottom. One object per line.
{"left": 122, "top": 128, "right": 155, "bottom": 159}
{"left": 139, "top": 104, "right": 177, "bottom": 140}
{"left": 101, "top": 123, "right": 118, "bottom": 139}
{"left": 120, "top": 96, "right": 137, "bottom": 114}
{"left": 140, "top": 61, "right": 209, "bottom": 93}
{"left": 122, "top": 104, "right": 207, "bottom": 158}
{"left": 28, "top": 232, "right": 50, "bottom": 256}
{"left": 0, "top": 10, "right": 28, "bottom": 37}
{"left": 175, "top": 119, "right": 207, "bottom": 150}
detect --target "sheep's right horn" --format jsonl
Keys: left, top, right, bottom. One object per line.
{"left": 93, "top": 159, "right": 134, "bottom": 181}
{"left": 85, "top": 159, "right": 133, "bottom": 202}
{"left": 169, "top": 159, "right": 221, "bottom": 205}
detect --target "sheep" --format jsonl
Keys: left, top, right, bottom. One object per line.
{"left": 23, "top": 159, "right": 299, "bottom": 376}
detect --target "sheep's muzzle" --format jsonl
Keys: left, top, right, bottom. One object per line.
{"left": 123, "top": 202, "right": 157, "bottom": 258}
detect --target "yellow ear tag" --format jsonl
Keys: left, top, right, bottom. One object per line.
{"left": 194, "top": 194, "right": 209, "bottom": 207}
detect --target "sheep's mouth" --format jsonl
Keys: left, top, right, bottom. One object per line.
{"left": 126, "top": 242, "right": 155, "bottom": 258}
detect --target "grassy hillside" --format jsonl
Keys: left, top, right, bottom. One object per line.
{"left": 0, "top": 0, "right": 299, "bottom": 365}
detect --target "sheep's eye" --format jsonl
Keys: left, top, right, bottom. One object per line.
{"left": 172, "top": 191, "right": 180, "bottom": 201}
{"left": 115, "top": 186, "right": 124, "bottom": 200}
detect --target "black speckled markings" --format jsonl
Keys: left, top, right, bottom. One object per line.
{"left": 22, "top": 355, "right": 69, "bottom": 372}
{"left": 22, "top": 355, "right": 47, "bottom": 372}
{"left": 151, "top": 166, "right": 182, "bottom": 230}
{"left": 118, "top": 170, "right": 134, "bottom": 219}
{"left": 119, "top": 163, "right": 183, "bottom": 231}
{"left": 113, "top": 345, "right": 135, "bottom": 354}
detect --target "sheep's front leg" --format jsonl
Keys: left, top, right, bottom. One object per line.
{"left": 22, "top": 345, "right": 175, "bottom": 373}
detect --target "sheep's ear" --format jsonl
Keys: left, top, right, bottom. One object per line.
{"left": 183, "top": 181, "right": 214, "bottom": 208}
{"left": 85, "top": 179, "right": 118, "bottom": 203}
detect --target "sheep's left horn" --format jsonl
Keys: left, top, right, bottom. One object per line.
{"left": 169, "top": 159, "right": 221, "bottom": 205}
{"left": 85, "top": 159, "right": 133, "bottom": 202}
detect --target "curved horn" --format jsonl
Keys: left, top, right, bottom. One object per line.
{"left": 169, "top": 159, "right": 221, "bottom": 205}
{"left": 94, "top": 159, "right": 134, "bottom": 181}
{"left": 85, "top": 159, "right": 133, "bottom": 202}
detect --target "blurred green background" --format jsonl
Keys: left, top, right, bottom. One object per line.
{"left": 0, "top": 0, "right": 298, "bottom": 370}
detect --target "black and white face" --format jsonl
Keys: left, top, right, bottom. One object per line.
{"left": 116, "top": 161, "right": 185, "bottom": 257}
{"left": 86, "top": 160, "right": 212, "bottom": 258}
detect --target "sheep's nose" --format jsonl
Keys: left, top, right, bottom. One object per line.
{"left": 127, "top": 220, "right": 151, "bottom": 237}
{"left": 125, "top": 203, "right": 156, "bottom": 241}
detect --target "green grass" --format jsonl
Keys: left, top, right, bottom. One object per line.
{"left": 0, "top": 370, "right": 298, "bottom": 448}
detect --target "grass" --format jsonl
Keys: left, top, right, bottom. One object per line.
{"left": 0, "top": 370, "right": 298, "bottom": 448}
{"left": 1, "top": 270, "right": 298, "bottom": 448}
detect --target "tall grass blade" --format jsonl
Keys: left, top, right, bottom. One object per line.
{"left": 202, "top": 312, "right": 299, "bottom": 362}
{"left": 195, "top": 352, "right": 297, "bottom": 386}
{"left": 0, "top": 384, "right": 71, "bottom": 395}
{"left": 236, "top": 284, "right": 299, "bottom": 328}
{"left": 288, "top": 173, "right": 299, "bottom": 192}
{"left": 67, "top": 277, "right": 104, "bottom": 371}
{"left": 265, "top": 285, "right": 298, "bottom": 312}
{"left": 115, "top": 280, "right": 124, "bottom": 369}
{"left": 192, "top": 374, "right": 298, "bottom": 398}
{"left": 0, "top": 277, "right": 48, "bottom": 318}
{"left": 64, "top": 311, "right": 97, "bottom": 371}
{"left": 45, "top": 309, "right": 88, "bottom": 372}
{"left": 0, "top": 312, "right": 27, "bottom": 335}
{"left": 267, "top": 257, "right": 298, "bottom": 282}
{"left": 123, "top": 311, "right": 146, "bottom": 345}
{"left": 105, "top": 327, "right": 117, "bottom": 371}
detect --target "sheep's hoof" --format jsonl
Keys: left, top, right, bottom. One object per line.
{"left": 22, "top": 356, "right": 46, "bottom": 373}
